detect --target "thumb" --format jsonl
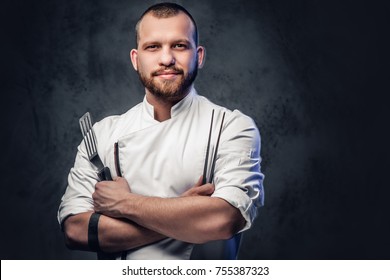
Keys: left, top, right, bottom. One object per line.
{"left": 196, "top": 183, "right": 215, "bottom": 196}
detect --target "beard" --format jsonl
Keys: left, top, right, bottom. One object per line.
{"left": 137, "top": 63, "right": 198, "bottom": 101}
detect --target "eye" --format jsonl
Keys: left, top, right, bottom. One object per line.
{"left": 145, "top": 45, "right": 159, "bottom": 51}
{"left": 173, "top": 43, "right": 188, "bottom": 50}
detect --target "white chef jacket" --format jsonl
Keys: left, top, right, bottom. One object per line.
{"left": 57, "top": 88, "right": 264, "bottom": 259}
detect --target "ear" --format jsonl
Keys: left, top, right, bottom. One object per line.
{"left": 130, "top": 49, "right": 138, "bottom": 71}
{"left": 196, "top": 46, "right": 206, "bottom": 69}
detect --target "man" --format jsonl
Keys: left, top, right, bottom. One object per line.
{"left": 58, "top": 2, "right": 264, "bottom": 260}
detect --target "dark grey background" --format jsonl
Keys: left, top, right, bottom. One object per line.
{"left": 1, "top": 0, "right": 389, "bottom": 259}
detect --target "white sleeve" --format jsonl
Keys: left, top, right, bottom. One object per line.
{"left": 57, "top": 143, "right": 98, "bottom": 229}
{"left": 57, "top": 117, "right": 119, "bottom": 229}
{"left": 211, "top": 110, "right": 264, "bottom": 232}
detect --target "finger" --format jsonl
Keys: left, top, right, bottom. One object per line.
{"left": 197, "top": 184, "right": 215, "bottom": 196}
{"left": 184, "top": 184, "right": 215, "bottom": 196}
{"left": 93, "top": 200, "right": 100, "bottom": 212}
{"left": 95, "top": 181, "right": 110, "bottom": 189}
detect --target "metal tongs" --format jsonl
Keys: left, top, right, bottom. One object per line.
{"left": 79, "top": 112, "right": 113, "bottom": 181}
{"left": 202, "top": 109, "right": 226, "bottom": 184}
{"left": 79, "top": 112, "right": 121, "bottom": 260}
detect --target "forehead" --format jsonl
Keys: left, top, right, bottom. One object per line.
{"left": 138, "top": 12, "right": 195, "bottom": 44}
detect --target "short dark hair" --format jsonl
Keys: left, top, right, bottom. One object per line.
{"left": 135, "top": 2, "right": 198, "bottom": 47}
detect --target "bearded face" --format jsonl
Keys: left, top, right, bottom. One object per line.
{"left": 131, "top": 13, "right": 204, "bottom": 102}
{"left": 137, "top": 61, "right": 198, "bottom": 101}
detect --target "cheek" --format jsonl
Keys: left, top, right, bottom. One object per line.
{"left": 137, "top": 55, "right": 156, "bottom": 73}
{"left": 179, "top": 53, "right": 197, "bottom": 71}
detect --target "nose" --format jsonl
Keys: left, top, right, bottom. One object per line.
{"left": 159, "top": 47, "right": 175, "bottom": 67}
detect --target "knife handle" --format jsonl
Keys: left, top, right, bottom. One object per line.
{"left": 98, "top": 167, "right": 113, "bottom": 181}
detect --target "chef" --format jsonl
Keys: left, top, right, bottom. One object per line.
{"left": 57, "top": 2, "right": 264, "bottom": 260}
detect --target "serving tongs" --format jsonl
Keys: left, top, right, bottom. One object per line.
{"left": 79, "top": 112, "right": 119, "bottom": 260}
{"left": 79, "top": 112, "right": 113, "bottom": 181}
{"left": 191, "top": 109, "right": 235, "bottom": 260}
{"left": 202, "top": 109, "right": 225, "bottom": 184}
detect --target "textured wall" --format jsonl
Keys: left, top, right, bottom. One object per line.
{"left": 1, "top": 0, "right": 388, "bottom": 259}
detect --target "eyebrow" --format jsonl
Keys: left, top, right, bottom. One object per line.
{"left": 140, "top": 41, "right": 159, "bottom": 49}
{"left": 141, "top": 39, "right": 194, "bottom": 49}
{"left": 172, "top": 39, "right": 192, "bottom": 45}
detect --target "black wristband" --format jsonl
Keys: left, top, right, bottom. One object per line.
{"left": 88, "top": 213, "right": 101, "bottom": 252}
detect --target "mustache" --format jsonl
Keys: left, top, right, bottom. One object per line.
{"left": 151, "top": 67, "right": 184, "bottom": 76}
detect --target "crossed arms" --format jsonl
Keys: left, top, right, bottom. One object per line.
{"left": 62, "top": 110, "right": 263, "bottom": 254}
{"left": 63, "top": 176, "right": 245, "bottom": 253}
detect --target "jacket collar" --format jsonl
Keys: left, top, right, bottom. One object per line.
{"left": 143, "top": 87, "right": 196, "bottom": 121}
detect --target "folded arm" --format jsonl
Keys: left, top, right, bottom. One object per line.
{"left": 93, "top": 177, "right": 245, "bottom": 244}
{"left": 63, "top": 212, "right": 165, "bottom": 253}
{"left": 116, "top": 195, "right": 244, "bottom": 244}
{"left": 63, "top": 176, "right": 219, "bottom": 252}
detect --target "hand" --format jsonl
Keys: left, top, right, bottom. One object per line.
{"left": 93, "top": 176, "right": 132, "bottom": 218}
{"left": 181, "top": 176, "right": 215, "bottom": 197}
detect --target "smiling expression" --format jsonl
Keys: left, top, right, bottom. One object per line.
{"left": 130, "top": 12, "right": 205, "bottom": 102}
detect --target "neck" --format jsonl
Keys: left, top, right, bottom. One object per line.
{"left": 145, "top": 87, "right": 192, "bottom": 122}
{"left": 147, "top": 95, "right": 174, "bottom": 122}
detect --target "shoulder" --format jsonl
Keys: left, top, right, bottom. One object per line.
{"left": 193, "top": 94, "right": 230, "bottom": 113}
{"left": 194, "top": 93, "right": 259, "bottom": 136}
{"left": 88, "top": 102, "right": 143, "bottom": 154}
{"left": 227, "top": 110, "right": 260, "bottom": 140}
{"left": 223, "top": 110, "right": 260, "bottom": 144}
{"left": 93, "top": 102, "right": 142, "bottom": 134}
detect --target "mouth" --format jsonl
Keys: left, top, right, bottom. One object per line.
{"left": 158, "top": 73, "right": 179, "bottom": 79}
{"left": 152, "top": 69, "right": 183, "bottom": 79}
